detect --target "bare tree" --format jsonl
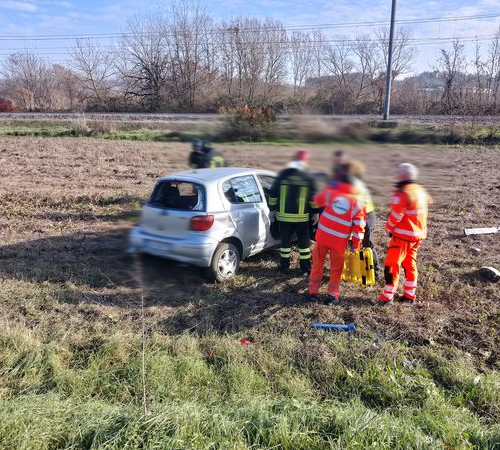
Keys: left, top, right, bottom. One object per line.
{"left": 117, "top": 14, "right": 171, "bottom": 110}
{"left": 118, "top": 1, "right": 218, "bottom": 111}
{"left": 352, "top": 37, "right": 383, "bottom": 105}
{"left": 167, "top": 0, "right": 216, "bottom": 110}
{"left": 301, "top": 29, "right": 329, "bottom": 111}
{"left": 436, "top": 40, "right": 468, "bottom": 114}
{"left": 472, "top": 42, "right": 486, "bottom": 111}
{"left": 1, "top": 52, "right": 54, "bottom": 111}
{"left": 392, "top": 77, "right": 425, "bottom": 114}
{"left": 70, "top": 39, "right": 116, "bottom": 109}
{"left": 261, "top": 19, "right": 288, "bottom": 101}
{"left": 51, "top": 64, "right": 83, "bottom": 110}
{"left": 221, "top": 18, "right": 266, "bottom": 104}
{"left": 217, "top": 22, "right": 238, "bottom": 101}
{"left": 311, "top": 30, "right": 326, "bottom": 81}
{"left": 484, "top": 26, "right": 500, "bottom": 112}
{"left": 323, "top": 37, "right": 356, "bottom": 112}
{"left": 376, "top": 27, "right": 416, "bottom": 80}
{"left": 237, "top": 18, "right": 265, "bottom": 104}
{"left": 3, "top": 8, "right": 499, "bottom": 116}
{"left": 290, "top": 31, "right": 314, "bottom": 96}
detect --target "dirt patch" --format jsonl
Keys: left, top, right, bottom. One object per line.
{"left": 0, "top": 137, "right": 499, "bottom": 365}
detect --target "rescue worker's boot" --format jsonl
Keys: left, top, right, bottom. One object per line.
{"left": 376, "top": 299, "right": 393, "bottom": 306}
{"left": 279, "top": 247, "right": 291, "bottom": 274}
{"left": 304, "top": 292, "right": 318, "bottom": 303}
{"left": 395, "top": 294, "right": 415, "bottom": 304}
{"left": 279, "top": 257, "right": 290, "bottom": 275}
{"left": 378, "top": 266, "right": 397, "bottom": 304}
{"left": 402, "top": 280, "right": 417, "bottom": 302}
{"left": 324, "top": 295, "right": 340, "bottom": 306}
{"left": 326, "top": 279, "right": 341, "bottom": 306}
{"left": 299, "top": 259, "right": 311, "bottom": 276}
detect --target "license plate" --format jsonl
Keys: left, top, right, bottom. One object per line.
{"left": 145, "top": 240, "right": 171, "bottom": 252}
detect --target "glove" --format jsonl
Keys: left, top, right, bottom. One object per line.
{"left": 349, "top": 244, "right": 356, "bottom": 253}
{"left": 311, "top": 213, "right": 319, "bottom": 226}
{"left": 386, "top": 231, "right": 392, "bottom": 238}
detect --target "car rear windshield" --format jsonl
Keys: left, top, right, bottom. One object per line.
{"left": 148, "top": 180, "right": 205, "bottom": 211}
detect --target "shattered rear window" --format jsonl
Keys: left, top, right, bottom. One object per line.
{"left": 148, "top": 181, "right": 205, "bottom": 211}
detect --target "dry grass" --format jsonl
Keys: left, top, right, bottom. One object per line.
{"left": 0, "top": 138, "right": 499, "bottom": 352}
{"left": 277, "top": 116, "right": 370, "bottom": 142}
{"left": 0, "top": 137, "right": 499, "bottom": 448}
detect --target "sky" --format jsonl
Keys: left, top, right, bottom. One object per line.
{"left": 1, "top": 0, "right": 500, "bottom": 74}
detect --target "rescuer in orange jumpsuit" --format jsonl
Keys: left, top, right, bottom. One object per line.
{"left": 307, "top": 166, "right": 366, "bottom": 305}
{"left": 377, "top": 163, "right": 432, "bottom": 305}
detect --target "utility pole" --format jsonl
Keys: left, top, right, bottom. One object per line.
{"left": 383, "top": 0, "right": 397, "bottom": 120}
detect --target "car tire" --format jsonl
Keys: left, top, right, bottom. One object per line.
{"left": 209, "top": 242, "right": 240, "bottom": 282}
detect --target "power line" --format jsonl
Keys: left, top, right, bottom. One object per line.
{"left": 0, "top": 12, "right": 498, "bottom": 41}
{"left": 0, "top": 33, "right": 497, "bottom": 51}
{"left": 0, "top": 34, "right": 497, "bottom": 57}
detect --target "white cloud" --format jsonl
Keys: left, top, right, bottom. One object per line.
{"left": 27, "top": 0, "right": 74, "bottom": 7}
{"left": 479, "top": 0, "right": 500, "bottom": 5}
{"left": 48, "top": 0, "right": 74, "bottom": 7}
{"left": 0, "top": 0, "right": 37, "bottom": 12}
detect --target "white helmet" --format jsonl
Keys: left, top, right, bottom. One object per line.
{"left": 397, "top": 163, "right": 418, "bottom": 181}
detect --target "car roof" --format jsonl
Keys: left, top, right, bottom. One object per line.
{"left": 159, "top": 167, "right": 276, "bottom": 183}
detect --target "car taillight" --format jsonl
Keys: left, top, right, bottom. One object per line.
{"left": 190, "top": 215, "right": 214, "bottom": 231}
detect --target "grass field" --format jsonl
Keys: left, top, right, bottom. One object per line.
{"left": 1, "top": 114, "right": 500, "bottom": 145}
{"left": 0, "top": 137, "right": 499, "bottom": 449}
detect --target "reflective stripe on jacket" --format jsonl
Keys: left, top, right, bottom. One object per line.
{"left": 269, "top": 167, "right": 318, "bottom": 223}
{"left": 314, "top": 182, "right": 366, "bottom": 250}
{"left": 207, "top": 150, "right": 228, "bottom": 168}
{"left": 385, "top": 181, "right": 431, "bottom": 242}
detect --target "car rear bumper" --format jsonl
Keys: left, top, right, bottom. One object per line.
{"left": 128, "top": 226, "right": 218, "bottom": 267}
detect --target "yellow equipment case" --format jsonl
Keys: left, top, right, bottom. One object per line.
{"left": 342, "top": 248, "right": 376, "bottom": 286}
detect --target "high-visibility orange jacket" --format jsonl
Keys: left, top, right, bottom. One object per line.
{"left": 314, "top": 182, "right": 366, "bottom": 250}
{"left": 386, "top": 181, "right": 432, "bottom": 242}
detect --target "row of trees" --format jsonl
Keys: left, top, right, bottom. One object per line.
{"left": 1, "top": 1, "right": 500, "bottom": 115}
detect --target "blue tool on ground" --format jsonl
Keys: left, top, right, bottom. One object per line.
{"left": 311, "top": 323, "right": 356, "bottom": 332}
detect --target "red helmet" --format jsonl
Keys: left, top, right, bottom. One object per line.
{"left": 294, "top": 149, "right": 310, "bottom": 162}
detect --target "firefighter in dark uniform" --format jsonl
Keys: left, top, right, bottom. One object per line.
{"left": 269, "top": 150, "right": 318, "bottom": 275}
{"left": 189, "top": 139, "right": 207, "bottom": 169}
{"left": 189, "top": 140, "right": 229, "bottom": 169}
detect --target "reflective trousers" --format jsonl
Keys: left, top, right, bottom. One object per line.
{"left": 279, "top": 221, "right": 311, "bottom": 271}
{"left": 308, "top": 243, "right": 345, "bottom": 299}
{"left": 379, "top": 236, "right": 421, "bottom": 302}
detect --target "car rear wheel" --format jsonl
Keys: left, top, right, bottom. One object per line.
{"left": 210, "top": 243, "right": 240, "bottom": 282}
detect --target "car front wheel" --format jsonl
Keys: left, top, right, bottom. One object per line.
{"left": 210, "top": 242, "right": 240, "bottom": 282}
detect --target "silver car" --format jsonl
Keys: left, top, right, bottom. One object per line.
{"left": 129, "top": 167, "right": 279, "bottom": 281}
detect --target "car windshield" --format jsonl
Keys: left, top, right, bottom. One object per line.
{"left": 148, "top": 180, "right": 205, "bottom": 211}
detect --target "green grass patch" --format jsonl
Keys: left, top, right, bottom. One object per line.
{"left": 2, "top": 118, "right": 500, "bottom": 146}
{"left": 1, "top": 324, "right": 500, "bottom": 449}
{"left": 0, "top": 126, "right": 180, "bottom": 141}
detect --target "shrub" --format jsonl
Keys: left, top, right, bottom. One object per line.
{"left": 0, "top": 97, "right": 15, "bottom": 112}
{"left": 90, "top": 120, "right": 116, "bottom": 135}
{"left": 70, "top": 116, "right": 91, "bottom": 136}
{"left": 220, "top": 104, "right": 277, "bottom": 141}
{"left": 69, "top": 117, "right": 117, "bottom": 137}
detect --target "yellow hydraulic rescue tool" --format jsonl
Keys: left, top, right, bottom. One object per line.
{"left": 342, "top": 248, "right": 376, "bottom": 286}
